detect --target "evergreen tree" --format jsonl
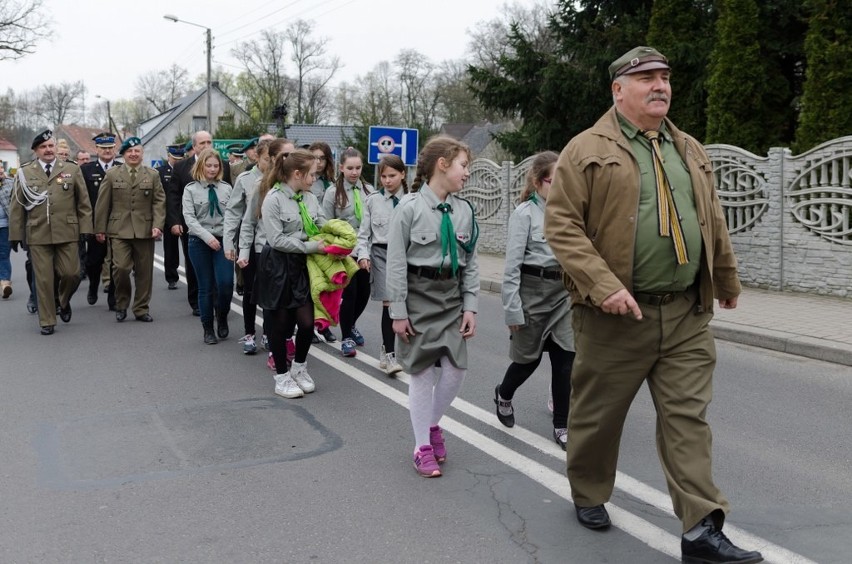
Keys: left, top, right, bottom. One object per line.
{"left": 706, "top": 0, "right": 778, "bottom": 153}
{"left": 646, "top": 0, "right": 716, "bottom": 140}
{"left": 795, "top": 0, "right": 852, "bottom": 152}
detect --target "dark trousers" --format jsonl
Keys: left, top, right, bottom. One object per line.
{"left": 85, "top": 237, "right": 115, "bottom": 308}
{"left": 340, "top": 268, "right": 370, "bottom": 339}
{"left": 162, "top": 229, "right": 180, "bottom": 284}
{"left": 240, "top": 250, "right": 260, "bottom": 336}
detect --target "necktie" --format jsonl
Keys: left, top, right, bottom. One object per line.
{"left": 437, "top": 202, "right": 459, "bottom": 277}
{"left": 44, "top": 163, "right": 51, "bottom": 177}
{"left": 292, "top": 192, "right": 320, "bottom": 237}
{"left": 129, "top": 168, "right": 136, "bottom": 184}
{"left": 103, "top": 163, "right": 109, "bottom": 172}
{"left": 351, "top": 184, "right": 363, "bottom": 222}
{"left": 641, "top": 130, "right": 689, "bottom": 266}
{"left": 207, "top": 183, "right": 222, "bottom": 217}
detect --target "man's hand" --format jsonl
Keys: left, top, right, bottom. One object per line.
{"left": 601, "top": 288, "right": 643, "bottom": 320}
{"left": 152, "top": 228, "right": 162, "bottom": 240}
{"left": 718, "top": 296, "right": 738, "bottom": 309}
{"left": 170, "top": 225, "right": 183, "bottom": 236}
{"left": 10, "top": 241, "right": 19, "bottom": 253}
{"left": 95, "top": 233, "right": 106, "bottom": 243}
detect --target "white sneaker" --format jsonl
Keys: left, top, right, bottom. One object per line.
{"left": 289, "top": 361, "right": 316, "bottom": 393}
{"left": 379, "top": 345, "right": 388, "bottom": 370}
{"left": 274, "top": 373, "right": 304, "bottom": 398}
{"left": 313, "top": 328, "right": 327, "bottom": 343}
{"left": 384, "top": 351, "right": 403, "bottom": 376}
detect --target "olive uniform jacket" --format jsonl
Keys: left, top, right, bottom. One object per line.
{"left": 94, "top": 164, "right": 166, "bottom": 239}
{"left": 9, "top": 159, "right": 93, "bottom": 245}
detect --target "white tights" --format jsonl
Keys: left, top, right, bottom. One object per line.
{"left": 408, "top": 356, "right": 466, "bottom": 451}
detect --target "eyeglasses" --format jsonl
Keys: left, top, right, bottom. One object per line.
{"left": 542, "top": 177, "right": 553, "bottom": 184}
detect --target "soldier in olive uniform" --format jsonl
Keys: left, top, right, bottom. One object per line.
{"left": 9, "top": 130, "right": 93, "bottom": 335}
{"left": 94, "top": 138, "right": 166, "bottom": 322}
{"left": 157, "top": 144, "right": 185, "bottom": 290}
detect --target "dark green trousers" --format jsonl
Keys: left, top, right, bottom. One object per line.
{"left": 566, "top": 288, "right": 730, "bottom": 531}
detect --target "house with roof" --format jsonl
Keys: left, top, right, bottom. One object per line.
{"left": 283, "top": 124, "right": 357, "bottom": 163}
{"left": 138, "top": 83, "right": 250, "bottom": 166}
{"left": 0, "top": 137, "right": 19, "bottom": 172}
{"left": 53, "top": 124, "right": 114, "bottom": 159}
{"left": 440, "top": 121, "right": 515, "bottom": 161}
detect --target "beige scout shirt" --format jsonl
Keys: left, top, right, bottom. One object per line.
{"left": 261, "top": 183, "right": 327, "bottom": 254}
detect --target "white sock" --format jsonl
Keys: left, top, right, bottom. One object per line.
{"left": 408, "top": 365, "right": 437, "bottom": 451}
{"left": 430, "top": 356, "right": 466, "bottom": 426}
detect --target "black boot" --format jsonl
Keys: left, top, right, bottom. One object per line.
{"left": 203, "top": 321, "right": 218, "bottom": 345}
{"left": 86, "top": 267, "right": 99, "bottom": 304}
{"left": 216, "top": 309, "right": 229, "bottom": 339}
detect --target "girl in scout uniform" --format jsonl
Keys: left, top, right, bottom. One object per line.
{"left": 493, "top": 151, "right": 575, "bottom": 450}
{"left": 256, "top": 149, "right": 328, "bottom": 399}
{"left": 322, "top": 148, "right": 373, "bottom": 357}
{"left": 182, "top": 148, "right": 233, "bottom": 345}
{"left": 355, "top": 155, "right": 408, "bottom": 376}
{"left": 238, "top": 138, "right": 295, "bottom": 360}
{"left": 386, "top": 135, "right": 480, "bottom": 478}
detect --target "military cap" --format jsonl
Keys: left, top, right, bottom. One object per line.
{"left": 609, "top": 46, "right": 670, "bottom": 81}
{"left": 92, "top": 132, "right": 117, "bottom": 147}
{"left": 240, "top": 137, "right": 259, "bottom": 152}
{"left": 119, "top": 137, "right": 142, "bottom": 155}
{"left": 166, "top": 144, "right": 186, "bottom": 158}
{"left": 226, "top": 142, "right": 245, "bottom": 157}
{"left": 31, "top": 129, "right": 54, "bottom": 150}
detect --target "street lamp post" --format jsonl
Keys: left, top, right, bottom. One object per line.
{"left": 95, "top": 95, "right": 121, "bottom": 142}
{"left": 163, "top": 14, "right": 212, "bottom": 131}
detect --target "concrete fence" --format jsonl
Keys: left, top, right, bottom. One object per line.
{"left": 461, "top": 136, "right": 852, "bottom": 298}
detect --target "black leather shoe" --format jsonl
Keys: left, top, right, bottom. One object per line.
{"left": 116, "top": 309, "right": 127, "bottom": 322}
{"left": 494, "top": 385, "right": 515, "bottom": 427}
{"left": 168, "top": 281, "right": 178, "bottom": 290}
{"left": 27, "top": 296, "right": 37, "bottom": 314}
{"left": 135, "top": 313, "right": 154, "bottom": 322}
{"left": 103, "top": 284, "right": 110, "bottom": 294}
{"left": 191, "top": 307, "right": 200, "bottom": 317}
{"left": 87, "top": 285, "right": 98, "bottom": 305}
{"left": 682, "top": 524, "right": 763, "bottom": 564}
{"left": 40, "top": 325, "right": 55, "bottom": 335}
{"left": 58, "top": 303, "right": 72, "bottom": 323}
{"left": 575, "top": 505, "right": 611, "bottom": 530}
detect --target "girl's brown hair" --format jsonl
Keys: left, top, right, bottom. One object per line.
{"left": 257, "top": 138, "right": 293, "bottom": 217}
{"left": 257, "top": 148, "right": 316, "bottom": 218}
{"left": 191, "top": 148, "right": 224, "bottom": 183}
{"left": 410, "top": 135, "right": 471, "bottom": 192}
{"left": 377, "top": 154, "right": 408, "bottom": 194}
{"left": 308, "top": 141, "right": 335, "bottom": 181}
{"left": 519, "top": 151, "right": 558, "bottom": 201}
{"left": 333, "top": 147, "right": 371, "bottom": 209}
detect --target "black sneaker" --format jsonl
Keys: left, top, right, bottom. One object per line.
{"left": 682, "top": 521, "right": 763, "bottom": 564}
{"left": 494, "top": 385, "right": 515, "bottom": 427}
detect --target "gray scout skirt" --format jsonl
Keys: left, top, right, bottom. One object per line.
{"left": 369, "top": 245, "right": 388, "bottom": 301}
{"left": 510, "top": 273, "right": 574, "bottom": 364}
{"left": 397, "top": 272, "right": 467, "bottom": 374}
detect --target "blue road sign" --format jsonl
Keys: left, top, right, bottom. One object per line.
{"left": 368, "top": 126, "right": 419, "bottom": 166}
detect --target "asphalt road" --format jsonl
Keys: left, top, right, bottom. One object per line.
{"left": 0, "top": 244, "right": 849, "bottom": 563}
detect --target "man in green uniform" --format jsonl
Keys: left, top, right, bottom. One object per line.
{"left": 94, "top": 138, "right": 166, "bottom": 322}
{"left": 9, "top": 130, "right": 93, "bottom": 335}
{"left": 545, "top": 47, "right": 762, "bottom": 564}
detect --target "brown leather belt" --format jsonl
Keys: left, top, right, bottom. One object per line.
{"left": 407, "top": 264, "right": 458, "bottom": 280}
{"left": 520, "top": 264, "right": 563, "bottom": 280}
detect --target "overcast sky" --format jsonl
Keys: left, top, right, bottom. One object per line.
{"left": 1, "top": 0, "right": 543, "bottom": 110}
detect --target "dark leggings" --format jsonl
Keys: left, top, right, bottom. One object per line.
{"left": 498, "top": 337, "right": 575, "bottom": 428}
{"left": 381, "top": 305, "right": 394, "bottom": 353}
{"left": 264, "top": 303, "right": 314, "bottom": 372}
{"left": 241, "top": 251, "right": 258, "bottom": 336}
{"left": 340, "top": 268, "right": 370, "bottom": 339}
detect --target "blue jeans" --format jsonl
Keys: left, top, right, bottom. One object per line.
{"left": 187, "top": 236, "right": 233, "bottom": 324}
{"left": 0, "top": 226, "right": 11, "bottom": 280}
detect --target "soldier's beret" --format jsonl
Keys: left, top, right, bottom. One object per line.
{"left": 609, "top": 46, "right": 670, "bottom": 82}
{"left": 119, "top": 137, "right": 142, "bottom": 155}
{"left": 92, "top": 132, "right": 117, "bottom": 147}
{"left": 184, "top": 139, "right": 194, "bottom": 152}
{"left": 32, "top": 129, "right": 53, "bottom": 150}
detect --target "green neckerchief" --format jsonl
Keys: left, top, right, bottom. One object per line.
{"left": 289, "top": 188, "right": 320, "bottom": 237}
{"left": 207, "top": 183, "right": 222, "bottom": 217}
{"left": 380, "top": 188, "right": 399, "bottom": 207}
{"left": 436, "top": 202, "right": 459, "bottom": 277}
{"left": 528, "top": 192, "right": 538, "bottom": 204}
{"left": 321, "top": 176, "right": 331, "bottom": 189}
{"left": 351, "top": 182, "right": 363, "bottom": 222}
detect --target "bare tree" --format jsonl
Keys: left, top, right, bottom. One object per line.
{"left": 135, "top": 64, "right": 190, "bottom": 113}
{"left": 40, "top": 81, "right": 86, "bottom": 125}
{"left": 286, "top": 19, "right": 340, "bottom": 123}
{"left": 396, "top": 49, "right": 440, "bottom": 131}
{"left": 467, "top": 1, "right": 554, "bottom": 70}
{"left": 232, "top": 29, "right": 292, "bottom": 122}
{"left": 0, "top": 0, "right": 51, "bottom": 60}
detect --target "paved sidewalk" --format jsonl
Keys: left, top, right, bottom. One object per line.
{"left": 477, "top": 253, "right": 852, "bottom": 367}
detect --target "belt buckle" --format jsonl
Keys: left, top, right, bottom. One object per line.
{"left": 660, "top": 293, "right": 675, "bottom": 305}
